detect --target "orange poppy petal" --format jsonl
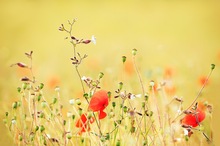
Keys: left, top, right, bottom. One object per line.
{"left": 76, "top": 114, "right": 87, "bottom": 127}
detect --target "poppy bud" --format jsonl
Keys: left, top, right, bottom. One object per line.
{"left": 130, "top": 126, "right": 136, "bottom": 133}
{"left": 22, "top": 83, "right": 28, "bottom": 90}
{"left": 118, "top": 82, "right": 123, "bottom": 91}
{"left": 144, "top": 94, "right": 149, "bottom": 101}
{"left": 123, "top": 106, "right": 128, "bottom": 113}
{"left": 39, "top": 83, "right": 44, "bottom": 90}
{"left": 35, "top": 126, "right": 39, "bottom": 132}
{"left": 37, "top": 94, "right": 42, "bottom": 102}
{"left": 66, "top": 133, "right": 72, "bottom": 139}
{"left": 12, "top": 102, "right": 17, "bottom": 109}
{"left": 5, "top": 112, "right": 9, "bottom": 117}
{"left": 112, "top": 102, "right": 116, "bottom": 108}
{"left": 18, "top": 135, "right": 23, "bottom": 141}
{"left": 75, "top": 98, "right": 81, "bottom": 105}
{"left": 72, "top": 115, "right": 75, "bottom": 120}
{"left": 41, "top": 101, "right": 47, "bottom": 108}
{"left": 122, "top": 56, "right": 126, "bottom": 63}
{"left": 98, "top": 72, "right": 104, "bottom": 79}
{"left": 82, "top": 40, "right": 91, "bottom": 44}
{"left": 132, "top": 49, "right": 137, "bottom": 56}
{"left": 40, "top": 125, "right": 45, "bottom": 132}
{"left": 53, "top": 97, "right": 57, "bottom": 104}
{"left": 17, "top": 87, "right": 21, "bottom": 93}
{"left": 211, "top": 64, "right": 215, "bottom": 70}
{"left": 116, "top": 139, "right": 121, "bottom": 146}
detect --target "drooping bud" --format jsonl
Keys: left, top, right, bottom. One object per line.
{"left": 112, "top": 102, "right": 116, "bottom": 108}
{"left": 82, "top": 40, "right": 91, "bottom": 44}
{"left": 118, "top": 82, "right": 123, "bottom": 91}
{"left": 40, "top": 125, "right": 45, "bottom": 132}
{"left": 39, "top": 83, "right": 44, "bottom": 90}
{"left": 98, "top": 72, "right": 104, "bottom": 79}
{"left": 122, "top": 56, "right": 126, "bottom": 63}
{"left": 132, "top": 49, "right": 137, "bottom": 56}
{"left": 211, "top": 64, "right": 215, "bottom": 70}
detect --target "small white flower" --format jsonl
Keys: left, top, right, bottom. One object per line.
{"left": 174, "top": 138, "right": 182, "bottom": 142}
{"left": 135, "top": 94, "right": 142, "bottom": 98}
{"left": 11, "top": 119, "right": 16, "bottom": 124}
{"left": 130, "top": 94, "right": 136, "bottom": 100}
{"left": 183, "top": 128, "right": 188, "bottom": 136}
{"left": 130, "top": 94, "right": 142, "bottom": 100}
{"left": 69, "top": 99, "right": 75, "bottom": 105}
{"left": 91, "top": 35, "right": 96, "bottom": 45}
{"left": 55, "top": 86, "right": 60, "bottom": 92}
{"left": 67, "top": 112, "right": 72, "bottom": 118}
{"left": 81, "top": 76, "right": 87, "bottom": 81}
{"left": 149, "top": 81, "right": 155, "bottom": 86}
{"left": 119, "top": 91, "right": 126, "bottom": 98}
{"left": 177, "top": 109, "right": 181, "bottom": 115}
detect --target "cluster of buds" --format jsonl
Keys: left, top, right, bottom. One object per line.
{"left": 81, "top": 75, "right": 101, "bottom": 90}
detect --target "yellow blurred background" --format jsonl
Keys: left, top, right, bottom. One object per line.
{"left": 0, "top": 0, "right": 220, "bottom": 145}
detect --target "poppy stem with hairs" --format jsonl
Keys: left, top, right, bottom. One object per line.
{"left": 172, "top": 64, "right": 215, "bottom": 123}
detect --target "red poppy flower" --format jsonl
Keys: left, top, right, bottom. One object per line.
{"left": 89, "top": 90, "right": 109, "bottom": 119}
{"left": 181, "top": 101, "right": 206, "bottom": 127}
{"left": 75, "top": 113, "right": 94, "bottom": 134}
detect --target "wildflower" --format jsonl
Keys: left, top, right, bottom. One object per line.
{"left": 89, "top": 90, "right": 109, "bottom": 119}
{"left": 91, "top": 35, "right": 96, "bottom": 45}
{"left": 69, "top": 99, "right": 75, "bottom": 105}
{"left": 75, "top": 113, "right": 94, "bottom": 134}
{"left": 181, "top": 101, "right": 207, "bottom": 127}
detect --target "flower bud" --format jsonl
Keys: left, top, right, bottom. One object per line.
{"left": 98, "top": 72, "right": 104, "bottom": 79}
{"left": 116, "top": 139, "right": 121, "bottom": 146}
{"left": 18, "top": 134, "right": 23, "bottom": 141}
{"left": 22, "top": 83, "right": 28, "bottom": 90}
{"left": 123, "top": 106, "right": 128, "bottom": 113}
{"left": 39, "top": 83, "right": 44, "bottom": 90}
{"left": 75, "top": 98, "right": 81, "bottom": 105}
{"left": 40, "top": 125, "right": 45, "bottom": 132}
{"left": 132, "top": 49, "right": 137, "bottom": 56}
{"left": 35, "top": 126, "right": 39, "bottom": 132}
{"left": 112, "top": 102, "right": 116, "bottom": 108}
{"left": 82, "top": 40, "right": 91, "bottom": 44}
{"left": 211, "top": 64, "right": 215, "bottom": 70}
{"left": 118, "top": 82, "right": 123, "bottom": 91}
{"left": 66, "top": 133, "right": 72, "bottom": 139}
{"left": 12, "top": 102, "right": 17, "bottom": 109}
{"left": 53, "top": 97, "right": 57, "bottom": 104}
{"left": 17, "top": 87, "right": 21, "bottom": 93}
{"left": 41, "top": 101, "right": 47, "bottom": 108}
{"left": 122, "top": 56, "right": 126, "bottom": 63}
